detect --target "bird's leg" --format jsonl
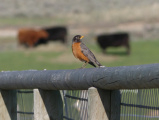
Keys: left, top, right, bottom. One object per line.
{"left": 81, "top": 62, "right": 88, "bottom": 69}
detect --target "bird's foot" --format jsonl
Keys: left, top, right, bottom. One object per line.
{"left": 78, "top": 67, "right": 84, "bottom": 69}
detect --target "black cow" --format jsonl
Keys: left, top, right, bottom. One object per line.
{"left": 42, "top": 26, "right": 67, "bottom": 44}
{"left": 97, "top": 33, "right": 130, "bottom": 54}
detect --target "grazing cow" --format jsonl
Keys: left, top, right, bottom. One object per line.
{"left": 42, "top": 26, "right": 67, "bottom": 44}
{"left": 96, "top": 33, "right": 130, "bottom": 54}
{"left": 18, "top": 29, "right": 48, "bottom": 47}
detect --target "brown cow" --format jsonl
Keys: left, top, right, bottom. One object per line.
{"left": 18, "top": 29, "right": 48, "bottom": 47}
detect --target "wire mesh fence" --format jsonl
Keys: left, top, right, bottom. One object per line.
{"left": 17, "top": 90, "right": 34, "bottom": 120}
{"left": 63, "top": 90, "right": 88, "bottom": 120}
{"left": 17, "top": 88, "right": 159, "bottom": 120}
{"left": 120, "top": 89, "right": 159, "bottom": 120}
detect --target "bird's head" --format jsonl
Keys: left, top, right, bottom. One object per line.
{"left": 72, "top": 35, "right": 84, "bottom": 43}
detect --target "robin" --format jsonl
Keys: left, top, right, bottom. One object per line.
{"left": 72, "top": 35, "right": 105, "bottom": 68}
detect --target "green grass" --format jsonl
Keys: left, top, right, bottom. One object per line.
{"left": 0, "top": 40, "right": 159, "bottom": 71}
{"left": 0, "top": 51, "right": 63, "bottom": 71}
{"left": 102, "top": 40, "right": 159, "bottom": 67}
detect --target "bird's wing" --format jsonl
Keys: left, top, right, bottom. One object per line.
{"left": 80, "top": 43, "right": 97, "bottom": 63}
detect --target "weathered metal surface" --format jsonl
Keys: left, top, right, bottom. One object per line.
{"left": 0, "top": 64, "right": 159, "bottom": 90}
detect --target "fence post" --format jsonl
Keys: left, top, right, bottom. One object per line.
{"left": 0, "top": 90, "right": 17, "bottom": 120}
{"left": 88, "top": 87, "right": 120, "bottom": 120}
{"left": 34, "top": 89, "right": 63, "bottom": 120}
{"left": 110, "top": 90, "right": 121, "bottom": 120}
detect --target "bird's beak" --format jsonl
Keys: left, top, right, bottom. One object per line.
{"left": 80, "top": 36, "right": 84, "bottom": 39}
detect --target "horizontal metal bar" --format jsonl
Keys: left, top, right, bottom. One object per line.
{"left": 17, "top": 111, "right": 34, "bottom": 114}
{"left": 63, "top": 116, "right": 74, "bottom": 120}
{"left": 64, "top": 94, "right": 88, "bottom": 101}
{"left": 121, "top": 103, "right": 159, "bottom": 110}
{"left": 0, "top": 64, "right": 159, "bottom": 90}
{"left": 17, "top": 90, "right": 33, "bottom": 93}
{"left": 120, "top": 114, "right": 159, "bottom": 118}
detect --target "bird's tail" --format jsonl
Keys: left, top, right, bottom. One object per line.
{"left": 89, "top": 62, "right": 96, "bottom": 67}
{"left": 95, "top": 61, "right": 105, "bottom": 68}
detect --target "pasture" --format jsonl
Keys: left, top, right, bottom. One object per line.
{"left": 0, "top": 36, "right": 158, "bottom": 71}
{"left": 0, "top": 21, "right": 159, "bottom": 119}
{"left": 1, "top": 36, "right": 159, "bottom": 119}
{"left": 0, "top": 28, "right": 159, "bottom": 120}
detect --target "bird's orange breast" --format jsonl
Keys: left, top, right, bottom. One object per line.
{"left": 72, "top": 42, "right": 89, "bottom": 62}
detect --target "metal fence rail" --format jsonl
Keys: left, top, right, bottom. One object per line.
{"left": 0, "top": 64, "right": 159, "bottom": 90}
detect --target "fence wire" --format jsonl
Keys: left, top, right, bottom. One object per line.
{"left": 17, "top": 90, "right": 34, "bottom": 120}
{"left": 17, "top": 89, "right": 159, "bottom": 120}
{"left": 120, "top": 89, "right": 159, "bottom": 120}
{"left": 63, "top": 90, "right": 88, "bottom": 120}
